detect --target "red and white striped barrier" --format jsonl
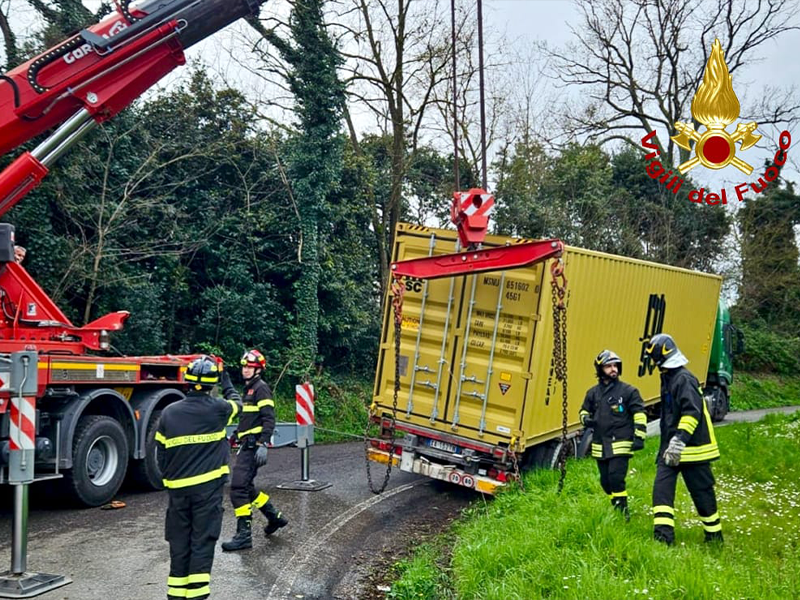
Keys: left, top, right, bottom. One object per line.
{"left": 295, "top": 383, "right": 315, "bottom": 426}
{"left": 9, "top": 394, "right": 35, "bottom": 452}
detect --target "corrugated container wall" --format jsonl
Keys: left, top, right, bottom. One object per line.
{"left": 373, "top": 224, "right": 722, "bottom": 452}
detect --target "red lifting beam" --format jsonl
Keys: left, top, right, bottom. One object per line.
{"left": 391, "top": 239, "right": 564, "bottom": 280}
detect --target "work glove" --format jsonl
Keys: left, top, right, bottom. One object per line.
{"left": 581, "top": 415, "right": 596, "bottom": 429}
{"left": 221, "top": 370, "right": 232, "bottom": 389}
{"left": 663, "top": 436, "right": 686, "bottom": 466}
{"left": 255, "top": 445, "right": 269, "bottom": 468}
{"left": 632, "top": 436, "right": 645, "bottom": 451}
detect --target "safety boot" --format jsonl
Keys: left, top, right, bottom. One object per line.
{"left": 612, "top": 497, "right": 630, "bottom": 522}
{"left": 260, "top": 501, "right": 288, "bottom": 536}
{"left": 704, "top": 531, "right": 724, "bottom": 545}
{"left": 221, "top": 517, "right": 252, "bottom": 551}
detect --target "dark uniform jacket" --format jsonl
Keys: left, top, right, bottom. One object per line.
{"left": 236, "top": 377, "right": 275, "bottom": 446}
{"left": 658, "top": 366, "right": 719, "bottom": 464}
{"left": 156, "top": 384, "right": 241, "bottom": 494}
{"left": 580, "top": 378, "right": 647, "bottom": 459}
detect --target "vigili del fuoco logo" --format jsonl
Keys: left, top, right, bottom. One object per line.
{"left": 640, "top": 38, "right": 791, "bottom": 205}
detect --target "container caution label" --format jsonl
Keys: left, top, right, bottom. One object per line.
{"left": 401, "top": 316, "right": 419, "bottom": 331}
{"left": 499, "top": 383, "right": 511, "bottom": 395}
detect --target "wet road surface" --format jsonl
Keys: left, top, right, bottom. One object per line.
{"left": 0, "top": 442, "right": 474, "bottom": 600}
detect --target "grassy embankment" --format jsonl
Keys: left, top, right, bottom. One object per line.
{"left": 389, "top": 411, "right": 800, "bottom": 600}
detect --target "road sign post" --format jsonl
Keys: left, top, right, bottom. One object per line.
{"left": 0, "top": 352, "right": 71, "bottom": 598}
{"left": 277, "top": 382, "right": 331, "bottom": 492}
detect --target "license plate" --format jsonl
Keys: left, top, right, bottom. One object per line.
{"left": 428, "top": 438, "right": 458, "bottom": 453}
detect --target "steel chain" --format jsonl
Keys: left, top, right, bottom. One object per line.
{"left": 509, "top": 441, "right": 524, "bottom": 491}
{"left": 550, "top": 258, "right": 569, "bottom": 493}
{"left": 365, "top": 274, "right": 404, "bottom": 494}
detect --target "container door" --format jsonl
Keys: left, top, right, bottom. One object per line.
{"left": 442, "top": 264, "right": 545, "bottom": 442}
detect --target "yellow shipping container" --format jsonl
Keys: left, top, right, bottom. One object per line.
{"left": 369, "top": 223, "right": 722, "bottom": 493}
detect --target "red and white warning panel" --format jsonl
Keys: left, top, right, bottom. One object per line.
{"left": 295, "top": 382, "right": 315, "bottom": 425}
{"left": 9, "top": 394, "right": 35, "bottom": 452}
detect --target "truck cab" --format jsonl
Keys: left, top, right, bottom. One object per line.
{"left": 704, "top": 298, "right": 744, "bottom": 422}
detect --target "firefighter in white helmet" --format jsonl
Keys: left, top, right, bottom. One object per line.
{"left": 645, "top": 333, "right": 722, "bottom": 546}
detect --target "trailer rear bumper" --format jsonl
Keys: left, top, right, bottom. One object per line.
{"left": 367, "top": 447, "right": 503, "bottom": 495}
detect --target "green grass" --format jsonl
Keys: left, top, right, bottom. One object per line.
{"left": 391, "top": 412, "right": 800, "bottom": 599}
{"left": 730, "top": 373, "right": 800, "bottom": 411}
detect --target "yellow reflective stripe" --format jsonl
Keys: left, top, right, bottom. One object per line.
{"left": 234, "top": 504, "right": 252, "bottom": 517}
{"left": 635, "top": 430, "right": 647, "bottom": 439}
{"left": 227, "top": 400, "right": 239, "bottom": 418}
{"left": 579, "top": 410, "right": 590, "bottom": 416}
{"left": 257, "top": 398, "right": 274, "bottom": 408}
{"left": 186, "top": 586, "right": 210, "bottom": 598}
{"left": 703, "top": 523, "right": 723, "bottom": 532}
{"left": 612, "top": 442, "right": 632, "bottom": 452}
{"left": 252, "top": 491, "right": 269, "bottom": 509}
{"left": 163, "top": 465, "right": 230, "bottom": 489}
{"left": 162, "top": 430, "right": 226, "bottom": 449}
{"left": 168, "top": 576, "right": 189, "bottom": 586}
{"left": 242, "top": 405, "right": 261, "bottom": 413}
{"left": 653, "top": 505, "right": 674, "bottom": 515}
{"left": 633, "top": 413, "right": 647, "bottom": 425}
{"left": 654, "top": 517, "right": 675, "bottom": 527}
{"left": 610, "top": 491, "right": 628, "bottom": 498}
{"left": 591, "top": 443, "right": 602, "bottom": 457}
{"left": 168, "top": 587, "right": 187, "bottom": 598}
{"left": 156, "top": 432, "right": 167, "bottom": 445}
{"left": 187, "top": 574, "right": 210, "bottom": 584}
{"left": 239, "top": 426, "right": 263, "bottom": 436}
{"left": 699, "top": 512, "right": 720, "bottom": 523}
{"left": 704, "top": 400, "right": 718, "bottom": 447}
{"left": 678, "top": 415, "right": 699, "bottom": 434}
{"left": 680, "top": 442, "right": 720, "bottom": 462}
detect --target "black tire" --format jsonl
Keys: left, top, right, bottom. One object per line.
{"left": 64, "top": 415, "right": 129, "bottom": 507}
{"left": 706, "top": 387, "right": 729, "bottom": 422}
{"left": 130, "top": 410, "right": 164, "bottom": 491}
{"left": 523, "top": 438, "right": 577, "bottom": 470}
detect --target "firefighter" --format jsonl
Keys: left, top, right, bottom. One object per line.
{"left": 156, "top": 355, "right": 241, "bottom": 600}
{"left": 221, "top": 349, "right": 288, "bottom": 552}
{"left": 645, "top": 333, "right": 723, "bottom": 546}
{"left": 579, "top": 349, "right": 647, "bottom": 518}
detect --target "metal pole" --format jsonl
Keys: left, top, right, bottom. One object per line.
{"left": 300, "top": 447, "right": 310, "bottom": 482}
{"left": 450, "top": 0, "right": 460, "bottom": 189}
{"left": 477, "top": 0, "right": 488, "bottom": 189}
{"left": 10, "top": 484, "right": 28, "bottom": 575}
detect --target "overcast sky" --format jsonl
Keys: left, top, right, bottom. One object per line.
{"left": 5, "top": 0, "right": 800, "bottom": 191}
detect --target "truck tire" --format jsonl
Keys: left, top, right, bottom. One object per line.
{"left": 705, "top": 387, "right": 729, "bottom": 422}
{"left": 64, "top": 415, "right": 129, "bottom": 507}
{"left": 130, "top": 410, "right": 163, "bottom": 491}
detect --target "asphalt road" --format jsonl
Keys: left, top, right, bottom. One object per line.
{"left": 0, "top": 442, "right": 474, "bottom": 600}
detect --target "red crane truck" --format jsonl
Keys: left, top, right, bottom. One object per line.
{"left": 0, "top": 0, "right": 267, "bottom": 506}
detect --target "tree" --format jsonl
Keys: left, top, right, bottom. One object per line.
{"left": 737, "top": 175, "right": 800, "bottom": 330}
{"left": 550, "top": 0, "right": 800, "bottom": 165}
{"left": 256, "top": 0, "right": 347, "bottom": 377}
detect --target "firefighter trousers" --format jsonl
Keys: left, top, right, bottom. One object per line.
{"left": 230, "top": 444, "right": 270, "bottom": 517}
{"left": 597, "top": 456, "right": 629, "bottom": 509}
{"left": 165, "top": 480, "right": 224, "bottom": 599}
{"left": 652, "top": 461, "right": 722, "bottom": 544}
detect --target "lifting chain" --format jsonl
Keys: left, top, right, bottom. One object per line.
{"left": 365, "top": 274, "right": 404, "bottom": 494}
{"left": 508, "top": 436, "right": 524, "bottom": 492}
{"left": 550, "top": 258, "right": 569, "bottom": 494}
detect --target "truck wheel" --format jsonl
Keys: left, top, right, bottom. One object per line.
{"left": 65, "top": 415, "right": 129, "bottom": 507}
{"left": 705, "top": 387, "right": 729, "bottom": 422}
{"left": 130, "top": 410, "right": 163, "bottom": 490}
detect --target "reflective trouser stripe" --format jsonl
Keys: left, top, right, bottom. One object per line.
{"left": 168, "top": 587, "right": 187, "bottom": 598}
{"left": 163, "top": 465, "right": 229, "bottom": 489}
{"left": 610, "top": 491, "right": 628, "bottom": 498}
{"left": 699, "top": 511, "right": 722, "bottom": 532}
{"left": 652, "top": 505, "right": 674, "bottom": 515}
{"left": 703, "top": 522, "right": 723, "bottom": 532}
{"left": 654, "top": 517, "right": 675, "bottom": 527}
{"left": 252, "top": 491, "right": 269, "bottom": 509}
{"left": 168, "top": 573, "right": 210, "bottom": 587}
{"left": 234, "top": 504, "right": 252, "bottom": 517}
